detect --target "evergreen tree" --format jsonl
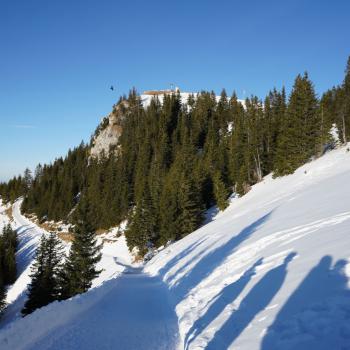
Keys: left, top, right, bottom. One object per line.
{"left": 61, "top": 201, "right": 102, "bottom": 298}
{"left": 22, "top": 232, "right": 64, "bottom": 316}
{"left": 159, "top": 168, "right": 180, "bottom": 245}
{"left": 274, "top": 73, "right": 320, "bottom": 176}
{"left": 341, "top": 56, "right": 350, "bottom": 143}
{"left": 177, "top": 175, "right": 203, "bottom": 237}
{"left": 23, "top": 168, "right": 33, "bottom": 195}
{"left": 125, "top": 188, "right": 157, "bottom": 254}
{"left": 213, "top": 171, "right": 229, "bottom": 210}
{"left": 0, "top": 224, "right": 18, "bottom": 285}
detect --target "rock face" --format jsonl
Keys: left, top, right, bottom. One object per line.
{"left": 90, "top": 100, "right": 128, "bottom": 158}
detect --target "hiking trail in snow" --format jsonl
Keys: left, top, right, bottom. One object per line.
{"left": 0, "top": 201, "right": 180, "bottom": 350}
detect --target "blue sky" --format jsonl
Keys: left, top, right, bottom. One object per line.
{"left": 1, "top": 0, "right": 350, "bottom": 181}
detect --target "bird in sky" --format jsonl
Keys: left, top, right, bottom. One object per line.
{"left": 110, "top": 85, "right": 115, "bottom": 91}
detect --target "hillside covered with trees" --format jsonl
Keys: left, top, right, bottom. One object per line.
{"left": 1, "top": 57, "right": 350, "bottom": 255}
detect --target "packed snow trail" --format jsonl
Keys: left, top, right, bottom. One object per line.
{"left": 4, "top": 269, "right": 179, "bottom": 350}
{"left": 1, "top": 200, "right": 44, "bottom": 326}
{"left": 0, "top": 201, "right": 179, "bottom": 349}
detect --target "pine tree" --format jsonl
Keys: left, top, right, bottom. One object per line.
{"left": 22, "top": 233, "right": 64, "bottom": 316}
{"left": 274, "top": 73, "right": 319, "bottom": 176}
{"left": 61, "top": 201, "right": 102, "bottom": 298}
{"left": 177, "top": 176, "right": 203, "bottom": 238}
{"left": 159, "top": 167, "right": 181, "bottom": 244}
{"left": 213, "top": 171, "right": 229, "bottom": 210}
{"left": 23, "top": 168, "right": 33, "bottom": 195}
{"left": 125, "top": 188, "right": 157, "bottom": 255}
{"left": 341, "top": 56, "right": 350, "bottom": 143}
{"left": 228, "top": 94, "right": 248, "bottom": 186}
{"left": 0, "top": 224, "right": 18, "bottom": 285}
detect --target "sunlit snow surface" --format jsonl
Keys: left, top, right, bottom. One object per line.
{"left": 1, "top": 144, "right": 350, "bottom": 350}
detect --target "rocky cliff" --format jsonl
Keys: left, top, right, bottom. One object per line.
{"left": 90, "top": 100, "right": 128, "bottom": 158}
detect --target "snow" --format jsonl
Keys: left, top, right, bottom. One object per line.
{"left": 1, "top": 144, "right": 350, "bottom": 350}
{"left": 140, "top": 92, "right": 244, "bottom": 109}
{"left": 140, "top": 92, "right": 193, "bottom": 109}
{"left": 0, "top": 199, "right": 11, "bottom": 232}
{"left": 0, "top": 270, "right": 179, "bottom": 350}
{"left": 330, "top": 123, "right": 341, "bottom": 146}
{"left": 92, "top": 232, "right": 134, "bottom": 288}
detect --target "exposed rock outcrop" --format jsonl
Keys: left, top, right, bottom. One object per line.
{"left": 90, "top": 100, "right": 128, "bottom": 158}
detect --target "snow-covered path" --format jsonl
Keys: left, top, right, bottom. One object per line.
{"left": 0, "top": 201, "right": 179, "bottom": 350}
{"left": 23, "top": 268, "right": 179, "bottom": 350}
{"left": 0, "top": 267, "right": 179, "bottom": 350}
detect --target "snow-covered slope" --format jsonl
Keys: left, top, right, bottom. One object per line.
{"left": 145, "top": 144, "right": 350, "bottom": 350}
{"left": 0, "top": 200, "right": 11, "bottom": 232}
{"left": 0, "top": 200, "right": 133, "bottom": 327}
{"left": 1, "top": 145, "right": 350, "bottom": 350}
{"left": 1, "top": 200, "right": 45, "bottom": 326}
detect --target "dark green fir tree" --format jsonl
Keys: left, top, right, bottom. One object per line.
{"left": 22, "top": 232, "right": 64, "bottom": 316}
{"left": 61, "top": 200, "right": 102, "bottom": 299}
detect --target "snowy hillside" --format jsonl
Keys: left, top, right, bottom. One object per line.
{"left": 145, "top": 144, "right": 350, "bottom": 350}
{"left": 1, "top": 144, "right": 350, "bottom": 350}
{"left": 0, "top": 200, "right": 133, "bottom": 328}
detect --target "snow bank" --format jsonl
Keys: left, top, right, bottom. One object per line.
{"left": 0, "top": 278, "right": 120, "bottom": 350}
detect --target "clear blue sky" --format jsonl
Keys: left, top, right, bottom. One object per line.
{"left": 1, "top": 0, "right": 350, "bottom": 181}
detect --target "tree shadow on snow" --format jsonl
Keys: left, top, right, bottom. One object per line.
{"left": 171, "top": 211, "right": 273, "bottom": 305}
{"left": 15, "top": 225, "right": 39, "bottom": 275}
{"left": 185, "top": 257, "right": 264, "bottom": 349}
{"left": 261, "top": 255, "right": 350, "bottom": 350}
{"left": 158, "top": 238, "right": 209, "bottom": 281}
{"left": 205, "top": 252, "right": 297, "bottom": 350}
